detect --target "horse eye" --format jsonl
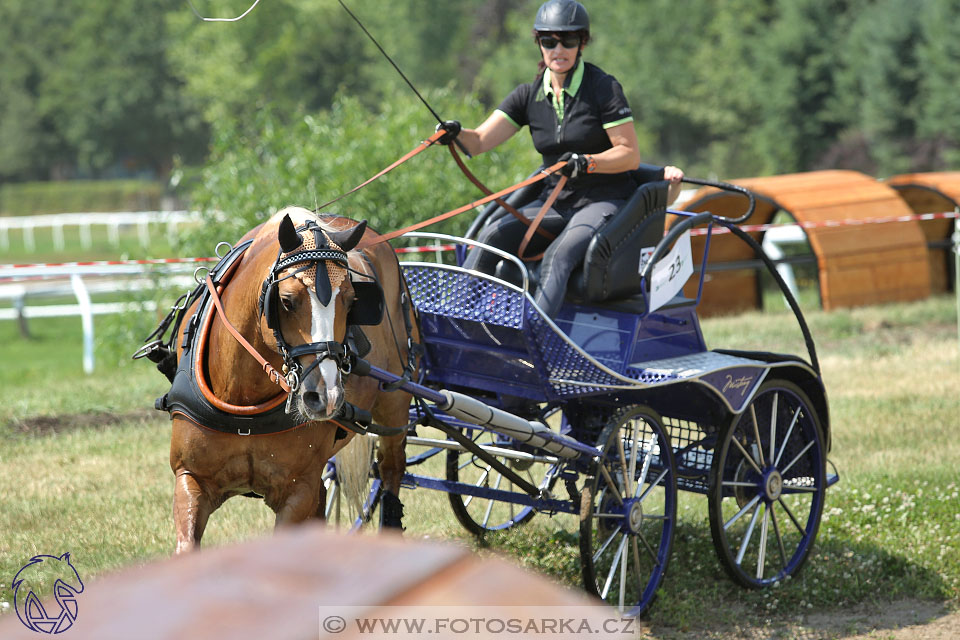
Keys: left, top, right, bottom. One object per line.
{"left": 280, "top": 295, "right": 296, "bottom": 312}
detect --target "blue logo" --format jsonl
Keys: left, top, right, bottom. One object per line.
{"left": 12, "top": 553, "right": 84, "bottom": 634}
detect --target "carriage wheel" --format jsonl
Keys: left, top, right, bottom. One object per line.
{"left": 446, "top": 428, "right": 561, "bottom": 536}
{"left": 580, "top": 406, "right": 676, "bottom": 617}
{"left": 323, "top": 459, "right": 381, "bottom": 532}
{"left": 708, "top": 379, "right": 826, "bottom": 588}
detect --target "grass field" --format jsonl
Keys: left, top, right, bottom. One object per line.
{"left": 1, "top": 295, "right": 958, "bottom": 634}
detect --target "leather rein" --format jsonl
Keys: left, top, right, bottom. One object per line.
{"left": 208, "top": 131, "right": 568, "bottom": 395}
{"left": 314, "top": 129, "right": 570, "bottom": 256}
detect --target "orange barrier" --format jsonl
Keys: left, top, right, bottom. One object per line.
{"left": 680, "top": 170, "right": 930, "bottom": 314}
{"left": 0, "top": 524, "right": 614, "bottom": 640}
{"left": 886, "top": 172, "right": 960, "bottom": 293}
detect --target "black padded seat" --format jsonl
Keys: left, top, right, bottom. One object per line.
{"left": 467, "top": 164, "right": 671, "bottom": 307}
{"left": 566, "top": 179, "right": 669, "bottom": 304}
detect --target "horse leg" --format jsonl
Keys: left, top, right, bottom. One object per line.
{"left": 173, "top": 470, "right": 219, "bottom": 554}
{"left": 273, "top": 474, "right": 323, "bottom": 527}
{"left": 377, "top": 433, "right": 407, "bottom": 529}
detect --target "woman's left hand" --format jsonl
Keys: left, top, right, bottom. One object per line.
{"left": 664, "top": 165, "right": 684, "bottom": 183}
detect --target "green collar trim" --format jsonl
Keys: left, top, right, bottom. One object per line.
{"left": 542, "top": 61, "right": 584, "bottom": 101}
{"left": 542, "top": 62, "right": 584, "bottom": 122}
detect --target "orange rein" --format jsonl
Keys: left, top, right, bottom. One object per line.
{"left": 356, "top": 159, "right": 568, "bottom": 250}
{"left": 201, "top": 134, "right": 568, "bottom": 395}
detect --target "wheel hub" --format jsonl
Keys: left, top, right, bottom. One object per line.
{"left": 764, "top": 470, "right": 783, "bottom": 501}
{"left": 625, "top": 499, "right": 644, "bottom": 533}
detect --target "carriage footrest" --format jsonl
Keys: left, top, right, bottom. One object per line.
{"left": 627, "top": 351, "right": 766, "bottom": 385}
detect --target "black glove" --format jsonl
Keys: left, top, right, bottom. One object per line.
{"left": 435, "top": 120, "right": 462, "bottom": 145}
{"left": 558, "top": 152, "right": 590, "bottom": 179}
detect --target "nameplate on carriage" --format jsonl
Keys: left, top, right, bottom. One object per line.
{"left": 648, "top": 230, "right": 693, "bottom": 312}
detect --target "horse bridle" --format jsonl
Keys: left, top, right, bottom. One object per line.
{"left": 258, "top": 220, "right": 382, "bottom": 395}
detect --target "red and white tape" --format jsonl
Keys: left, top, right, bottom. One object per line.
{"left": 688, "top": 210, "right": 958, "bottom": 236}
{"left": 2, "top": 211, "right": 956, "bottom": 272}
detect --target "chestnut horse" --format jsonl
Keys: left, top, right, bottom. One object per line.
{"left": 168, "top": 207, "right": 417, "bottom": 553}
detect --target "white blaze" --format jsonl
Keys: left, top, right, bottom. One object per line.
{"left": 308, "top": 287, "right": 342, "bottom": 412}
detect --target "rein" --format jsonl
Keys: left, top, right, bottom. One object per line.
{"left": 204, "top": 275, "right": 291, "bottom": 393}
{"left": 356, "top": 159, "right": 569, "bottom": 250}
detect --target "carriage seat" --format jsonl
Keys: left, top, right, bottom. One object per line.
{"left": 565, "top": 178, "right": 669, "bottom": 304}
{"left": 469, "top": 164, "right": 671, "bottom": 307}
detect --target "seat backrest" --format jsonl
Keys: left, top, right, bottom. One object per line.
{"left": 567, "top": 179, "right": 670, "bottom": 303}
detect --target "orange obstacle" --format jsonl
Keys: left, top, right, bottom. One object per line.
{"left": 681, "top": 170, "right": 930, "bottom": 314}
{"left": 886, "top": 172, "right": 960, "bottom": 294}
{"left": 0, "top": 524, "right": 614, "bottom": 640}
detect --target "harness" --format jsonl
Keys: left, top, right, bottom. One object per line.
{"left": 138, "top": 218, "right": 415, "bottom": 437}
{"left": 257, "top": 219, "right": 356, "bottom": 397}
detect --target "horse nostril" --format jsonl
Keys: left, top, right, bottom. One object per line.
{"left": 302, "top": 391, "right": 324, "bottom": 411}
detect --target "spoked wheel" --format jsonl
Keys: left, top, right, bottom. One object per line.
{"left": 323, "top": 458, "right": 381, "bottom": 532}
{"left": 446, "top": 427, "right": 561, "bottom": 535}
{"left": 708, "top": 379, "right": 827, "bottom": 588}
{"left": 580, "top": 406, "right": 677, "bottom": 617}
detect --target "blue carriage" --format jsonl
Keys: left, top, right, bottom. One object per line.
{"left": 346, "top": 175, "right": 837, "bottom": 616}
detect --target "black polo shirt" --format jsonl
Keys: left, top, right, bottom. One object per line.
{"left": 496, "top": 61, "right": 636, "bottom": 210}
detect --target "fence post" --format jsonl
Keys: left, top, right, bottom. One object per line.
{"left": 80, "top": 223, "right": 92, "bottom": 249}
{"left": 53, "top": 223, "right": 65, "bottom": 251}
{"left": 24, "top": 221, "right": 35, "bottom": 252}
{"left": 13, "top": 288, "right": 31, "bottom": 339}
{"left": 953, "top": 210, "right": 959, "bottom": 354}
{"left": 71, "top": 274, "right": 95, "bottom": 374}
{"left": 138, "top": 218, "right": 150, "bottom": 248}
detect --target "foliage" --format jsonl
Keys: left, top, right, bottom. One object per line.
{"left": 3, "top": 0, "right": 960, "bottom": 193}
{"left": 0, "top": 0, "right": 206, "bottom": 181}
{"left": 179, "top": 89, "right": 541, "bottom": 256}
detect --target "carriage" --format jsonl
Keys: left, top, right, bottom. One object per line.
{"left": 322, "top": 172, "right": 840, "bottom": 616}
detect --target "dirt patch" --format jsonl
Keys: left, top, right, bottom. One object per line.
{"left": 642, "top": 600, "right": 958, "bottom": 639}
{"left": 7, "top": 409, "right": 160, "bottom": 436}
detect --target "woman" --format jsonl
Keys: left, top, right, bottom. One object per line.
{"left": 437, "top": 0, "right": 684, "bottom": 317}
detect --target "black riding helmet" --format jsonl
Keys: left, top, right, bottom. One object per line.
{"left": 533, "top": 0, "right": 590, "bottom": 33}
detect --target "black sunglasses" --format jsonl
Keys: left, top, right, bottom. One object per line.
{"left": 538, "top": 33, "right": 581, "bottom": 49}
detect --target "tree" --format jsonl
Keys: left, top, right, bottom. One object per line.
{"left": 916, "top": 0, "right": 960, "bottom": 168}
{"left": 180, "top": 89, "right": 541, "bottom": 256}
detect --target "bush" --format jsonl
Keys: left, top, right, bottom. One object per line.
{"left": 0, "top": 180, "right": 166, "bottom": 216}
{"left": 179, "top": 88, "right": 541, "bottom": 256}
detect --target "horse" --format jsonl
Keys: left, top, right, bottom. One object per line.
{"left": 165, "top": 207, "right": 418, "bottom": 553}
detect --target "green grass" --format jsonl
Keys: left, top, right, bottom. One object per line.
{"left": 1, "top": 296, "right": 958, "bottom": 634}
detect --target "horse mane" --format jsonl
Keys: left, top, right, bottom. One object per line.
{"left": 271, "top": 206, "right": 339, "bottom": 233}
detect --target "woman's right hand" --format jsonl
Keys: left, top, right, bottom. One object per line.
{"left": 435, "top": 120, "right": 462, "bottom": 145}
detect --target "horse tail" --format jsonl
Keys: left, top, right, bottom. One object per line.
{"left": 334, "top": 433, "right": 376, "bottom": 524}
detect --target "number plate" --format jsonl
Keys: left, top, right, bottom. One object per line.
{"left": 649, "top": 230, "right": 693, "bottom": 312}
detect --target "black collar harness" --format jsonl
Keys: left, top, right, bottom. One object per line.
{"left": 137, "top": 215, "right": 419, "bottom": 437}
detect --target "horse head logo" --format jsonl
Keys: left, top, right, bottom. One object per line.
{"left": 12, "top": 552, "right": 84, "bottom": 634}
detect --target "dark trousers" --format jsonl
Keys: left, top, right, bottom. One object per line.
{"left": 464, "top": 199, "right": 623, "bottom": 317}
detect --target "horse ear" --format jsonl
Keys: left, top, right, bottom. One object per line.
{"left": 326, "top": 220, "right": 367, "bottom": 252}
{"left": 278, "top": 214, "right": 302, "bottom": 253}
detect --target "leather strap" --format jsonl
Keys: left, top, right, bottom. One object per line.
{"left": 447, "top": 145, "right": 555, "bottom": 242}
{"left": 314, "top": 130, "right": 446, "bottom": 211}
{"left": 357, "top": 161, "right": 568, "bottom": 250}
{"left": 205, "top": 275, "right": 291, "bottom": 393}
{"left": 517, "top": 174, "right": 568, "bottom": 262}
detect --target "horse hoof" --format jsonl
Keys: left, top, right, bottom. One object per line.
{"left": 380, "top": 492, "right": 404, "bottom": 530}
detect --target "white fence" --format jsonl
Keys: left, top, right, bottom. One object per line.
{"left": 0, "top": 210, "right": 196, "bottom": 252}
{"left": 0, "top": 262, "right": 198, "bottom": 373}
